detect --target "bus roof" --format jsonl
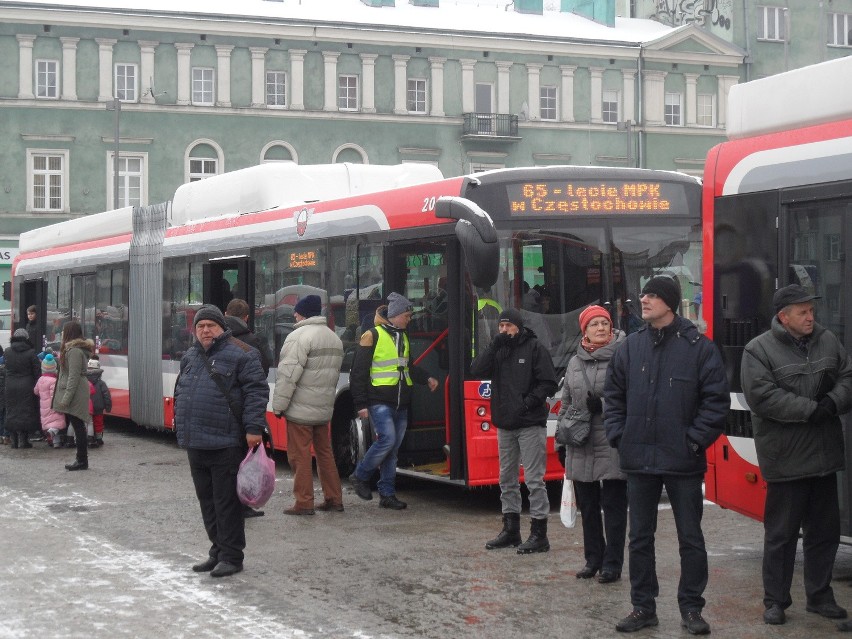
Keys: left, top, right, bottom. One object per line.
{"left": 19, "top": 206, "right": 134, "bottom": 253}
{"left": 727, "top": 56, "right": 852, "bottom": 140}
{"left": 170, "top": 162, "right": 444, "bottom": 226}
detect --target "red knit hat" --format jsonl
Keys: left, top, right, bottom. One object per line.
{"left": 579, "top": 305, "right": 611, "bottom": 334}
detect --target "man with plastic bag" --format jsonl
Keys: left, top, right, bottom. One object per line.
{"left": 174, "top": 304, "right": 269, "bottom": 578}
{"left": 272, "top": 294, "right": 344, "bottom": 515}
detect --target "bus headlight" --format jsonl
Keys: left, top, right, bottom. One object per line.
{"left": 476, "top": 406, "right": 487, "bottom": 416}
{"left": 480, "top": 422, "right": 490, "bottom": 431}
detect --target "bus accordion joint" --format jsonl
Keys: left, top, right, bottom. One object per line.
{"left": 435, "top": 196, "right": 499, "bottom": 289}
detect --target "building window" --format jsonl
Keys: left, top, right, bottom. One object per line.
{"left": 758, "top": 6, "right": 787, "bottom": 41}
{"left": 108, "top": 153, "right": 146, "bottom": 207}
{"left": 36, "top": 59, "right": 59, "bottom": 99}
{"left": 602, "top": 89, "right": 619, "bottom": 124}
{"left": 407, "top": 78, "right": 427, "bottom": 114}
{"left": 338, "top": 75, "right": 359, "bottom": 111}
{"left": 825, "top": 234, "right": 842, "bottom": 261}
{"left": 696, "top": 93, "right": 715, "bottom": 127}
{"left": 27, "top": 150, "right": 68, "bottom": 212}
{"left": 115, "top": 64, "right": 137, "bottom": 102}
{"left": 192, "top": 67, "right": 215, "bottom": 105}
{"left": 828, "top": 13, "right": 852, "bottom": 46}
{"left": 189, "top": 158, "right": 217, "bottom": 181}
{"left": 540, "top": 86, "right": 557, "bottom": 121}
{"left": 266, "top": 71, "right": 286, "bottom": 107}
{"left": 664, "top": 92, "right": 683, "bottom": 126}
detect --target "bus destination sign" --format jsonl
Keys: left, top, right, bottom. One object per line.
{"left": 506, "top": 180, "right": 684, "bottom": 215}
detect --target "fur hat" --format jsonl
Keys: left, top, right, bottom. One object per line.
{"left": 294, "top": 294, "right": 322, "bottom": 319}
{"left": 579, "top": 305, "right": 611, "bottom": 334}
{"left": 497, "top": 308, "right": 524, "bottom": 329}
{"left": 641, "top": 276, "right": 681, "bottom": 315}
{"left": 13, "top": 328, "right": 29, "bottom": 340}
{"left": 193, "top": 304, "right": 228, "bottom": 330}
{"left": 41, "top": 353, "right": 57, "bottom": 374}
{"left": 387, "top": 292, "right": 413, "bottom": 318}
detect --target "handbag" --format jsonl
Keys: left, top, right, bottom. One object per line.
{"left": 560, "top": 478, "right": 577, "bottom": 528}
{"left": 555, "top": 360, "right": 594, "bottom": 448}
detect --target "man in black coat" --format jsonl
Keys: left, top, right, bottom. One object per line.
{"left": 471, "top": 308, "right": 557, "bottom": 554}
{"left": 224, "top": 298, "right": 272, "bottom": 377}
{"left": 604, "top": 276, "right": 728, "bottom": 635}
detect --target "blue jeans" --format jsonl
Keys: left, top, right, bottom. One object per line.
{"left": 354, "top": 404, "right": 408, "bottom": 497}
{"left": 626, "top": 474, "right": 707, "bottom": 615}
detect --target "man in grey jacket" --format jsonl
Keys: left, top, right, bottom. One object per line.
{"left": 272, "top": 295, "right": 344, "bottom": 515}
{"left": 742, "top": 284, "right": 852, "bottom": 627}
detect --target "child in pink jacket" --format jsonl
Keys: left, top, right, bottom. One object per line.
{"left": 34, "top": 354, "right": 66, "bottom": 448}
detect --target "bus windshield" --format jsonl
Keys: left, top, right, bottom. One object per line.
{"left": 472, "top": 218, "right": 703, "bottom": 374}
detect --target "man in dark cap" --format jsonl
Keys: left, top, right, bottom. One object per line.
{"left": 742, "top": 284, "right": 852, "bottom": 628}
{"left": 173, "top": 304, "right": 269, "bottom": 578}
{"left": 349, "top": 292, "right": 439, "bottom": 510}
{"left": 604, "top": 275, "right": 729, "bottom": 634}
{"left": 272, "top": 294, "right": 344, "bottom": 515}
{"left": 471, "top": 306, "right": 557, "bottom": 554}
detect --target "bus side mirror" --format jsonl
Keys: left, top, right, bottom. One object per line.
{"left": 2, "top": 281, "right": 10, "bottom": 301}
{"left": 435, "top": 196, "right": 499, "bottom": 289}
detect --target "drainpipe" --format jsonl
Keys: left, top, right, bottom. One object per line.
{"left": 742, "top": 0, "right": 752, "bottom": 81}
{"left": 636, "top": 45, "right": 644, "bottom": 169}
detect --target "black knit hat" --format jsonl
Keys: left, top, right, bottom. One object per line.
{"left": 642, "top": 276, "right": 681, "bottom": 315}
{"left": 193, "top": 304, "right": 228, "bottom": 330}
{"left": 498, "top": 308, "right": 524, "bottom": 329}
{"left": 294, "top": 294, "right": 322, "bottom": 318}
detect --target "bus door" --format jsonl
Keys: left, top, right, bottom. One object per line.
{"left": 202, "top": 258, "right": 256, "bottom": 322}
{"left": 384, "top": 240, "right": 454, "bottom": 477}
{"left": 71, "top": 273, "right": 97, "bottom": 341}
{"left": 780, "top": 191, "right": 852, "bottom": 535}
{"left": 17, "top": 278, "right": 47, "bottom": 350}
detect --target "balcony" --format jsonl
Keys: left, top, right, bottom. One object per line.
{"left": 461, "top": 113, "right": 520, "bottom": 140}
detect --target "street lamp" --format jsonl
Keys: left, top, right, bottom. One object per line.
{"left": 105, "top": 97, "right": 121, "bottom": 209}
{"left": 617, "top": 120, "right": 633, "bottom": 168}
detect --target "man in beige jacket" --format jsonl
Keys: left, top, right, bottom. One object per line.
{"left": 272, "top": 295, "right": 344, "bottom": 515}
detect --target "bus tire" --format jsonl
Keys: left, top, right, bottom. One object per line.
{"left": 331, "top": 398, "right": 359, "bottom": 478}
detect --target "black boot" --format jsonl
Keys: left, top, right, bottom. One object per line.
{"left": 65, "top": 459, "right": 89, "bottom": 471}
{"left": 485, "top": 513, "right": 522, "bottom": 549}
{"left": 517, "top": 517, "right": 550, "bottom": 554}
{"left": 10, "top": 432, "right": 19, "bottom": 449}
{"left": 20, "top": 432, "right": 32, "bottom": 449}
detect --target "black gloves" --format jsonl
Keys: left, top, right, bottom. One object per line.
{"left": 586, "top": 392, "right": 602, "bottom": 414}
{"left": 492, "top": 332, "right": 511, "bottom": 348}
{"left": 810, "top": 396, "right": 837, "bottom": 425}
{"left": 523, "top": 394, "right": 540, "bottom": 411}
{"left": 686, "top": 437, "right": 703, "bottom": 457}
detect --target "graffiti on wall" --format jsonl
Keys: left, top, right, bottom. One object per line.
{"left": 655, "top": 0, "right": 733, "bottom": 31}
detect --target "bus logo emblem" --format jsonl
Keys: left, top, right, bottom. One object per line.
{"left": 295, "top": 208, "right": 311, "bottom": 236}
{"left": 478, "top": 382, "right": 491, "bottom": 399}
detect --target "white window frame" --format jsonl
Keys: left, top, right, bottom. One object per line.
{"left": 36, "top": 59, "right": 59, "bottom": 99}
{"left": 189, "top": 158, "right": 217, "bottom": 182}
{"left": 468, "top": 162, "right": 504, "bottom": 173}
{"left": 696, "top": 93, "right": 716, "bottom": 127}
{"left": 664, "top": 92, "right": 683, "bottom": 126}
{"left": 602, "top": 89, "right": 619, "bottom": 124}
{"left": 338, "top": 74, "right": 359, "bottom": 111}
{"left": 540, "top": 85, "right": 557, "bottom": 121}
{"left": 192, "top": 67, "right": 215, "bottom": 106}
{"left": 828, "top": 13, "right": 852, "bottom": 47}
{"left": 184, "top": 139, "right": 224, "bottom": 183}
{"left": 27, "top": 149, "right": 69, "bottom": 212}
{"left": 266, "top": 70, "right": 286, "bottom": 107}
{"left": 758, "top": 5, "right": 787, "bottom": 42}
{"left": 407, "top": 78, "right": 427, "bottom": 114}
{"left": 106, "top": 151, "right": 148, "bottom": 208}
{"left": 115, "top": 63, "right": 138, "bottom": 103}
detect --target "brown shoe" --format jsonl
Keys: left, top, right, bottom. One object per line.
{"left": 284, "top": 507, "right": 315, "bottom": 516}
{"left": 316, "top": 500, "right": 345, "bottom": 512}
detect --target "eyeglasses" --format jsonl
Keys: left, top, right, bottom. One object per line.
{"left": 639, "top": 292, "right": 659, "bottom": 300}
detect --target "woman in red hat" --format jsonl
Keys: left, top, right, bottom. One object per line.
{"left": 557, "top": 305, "right": 627, "bottom": 583}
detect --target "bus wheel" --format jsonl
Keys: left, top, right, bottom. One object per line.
{"left": 331, "top": 401, "right": 359, "bottom": 478}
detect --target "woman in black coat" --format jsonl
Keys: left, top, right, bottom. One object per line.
{"left": 4, "top": 329, "right": 41, "bottom": 448}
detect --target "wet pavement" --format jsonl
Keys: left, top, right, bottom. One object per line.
{"left": 1, "top": 423, "right": 851, "bottom": 638}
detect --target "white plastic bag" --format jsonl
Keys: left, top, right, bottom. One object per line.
{"left": 237, "top": 444, "right": 276, "bottom": 508}
{"left": 560, "top": 479, "right": 577, "bottom": 528}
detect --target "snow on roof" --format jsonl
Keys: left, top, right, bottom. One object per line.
{"left": 10, "top": 0, "right": 675, "bottom": 45}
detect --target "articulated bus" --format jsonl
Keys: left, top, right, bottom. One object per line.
{"left": 12, "top": 162, "right": 701, "bottom": 487}
{"left": 703, "top": 56, "right": 852, "bottom": 536}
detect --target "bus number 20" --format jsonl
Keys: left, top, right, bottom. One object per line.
{"left": 421, "top": 196, "right": 437, "bottom": 213}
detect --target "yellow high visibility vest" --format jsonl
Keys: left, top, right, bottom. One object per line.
{"left": 369, "top": 325, "right": 412, "bottom": 387}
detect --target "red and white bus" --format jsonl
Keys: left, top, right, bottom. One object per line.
{"left": 11, "top": 162, "right": 701, "bottom": 487}
{"left": 703, "top": 56, "right": 852, "bottom": 534}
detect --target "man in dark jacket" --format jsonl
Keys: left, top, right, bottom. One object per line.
{"left": 174, "top": 305, "right": 269, "bottom": 578}
{"left": 224, "top": 298, "right": 272, "bottom": 377}
{"left": 741, "top": 284, "right": 852, "bottom": 627}
{"left": 470, "top": 308, "right": 558, "bottom": 554}
{"left": 349, "top": 293, "right": 439, "bottom": 510}
{"left": 604, "top": 276, "right": 728, "bottom": 635}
